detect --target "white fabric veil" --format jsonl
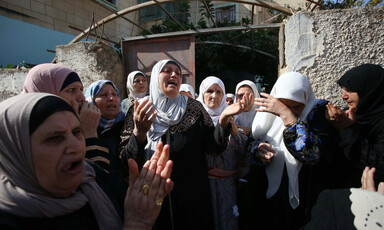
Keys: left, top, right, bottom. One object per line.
{"left": 142, "top": 59, "right": 188, "bottom": 159}
{"left": 197, "top": 76, "right": 228, "bottom": 125}
{"left": 235, "top": 80, "right": 260, "bottom": 129}
{"left": 251, "top": 72, "right": 318, "bottom": 209}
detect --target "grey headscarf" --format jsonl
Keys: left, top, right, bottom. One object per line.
{"left": 0, "top": 93, "right": 122, "bottom": 230}
{"left": 126, "top": 70, "right": 148, "bottom": 99}
{"left": 142, "top": 59, "right": 188, "bottom": 159}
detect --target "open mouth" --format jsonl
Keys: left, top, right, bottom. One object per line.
{"left": 63, "top": 159, "right": 83, "bottom": 174}
{"left": 168, "top": 79, "right": 177, "bottom": 87}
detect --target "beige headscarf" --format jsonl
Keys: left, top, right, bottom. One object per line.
{"left": 0, "top": 93, "right": 122, "bottom": 230}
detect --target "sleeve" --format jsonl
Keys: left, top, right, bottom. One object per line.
{"left": 119, "top": 105, "right": 147, "bottom": 171}
{"left": 85, "top": 137, "right": 111, "bottom": 173}
{"left": 283, "top": 120, "right": 321, "bottom": 165}
{"left": 199, "top": 102, "right": 229, "bottom": 155}
{"left": 247, "top": 138, "right": 270, "bottom": 167}
{"left": 339, "top": 123, "right": 384, "bottom": 178}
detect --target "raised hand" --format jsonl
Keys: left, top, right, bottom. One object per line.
{"left": 325, "top": 102, "right": 355, "bottom": 131}
{"left": 124, "top": 142, "right": 174, "bottom": 230}
{"left": 133, "top": 98, "right": 157, "bottom": 143}
{"left": 361, "top": 166, "right": 384, "bottom": 194}
{"left": 255, "top": 93, "right": 297, "bottom": 126}
{"left": 78, "top": 101, "right": 100, "bottom": 138}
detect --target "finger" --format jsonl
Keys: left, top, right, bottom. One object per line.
{"left": 377, "top": 182, "right": 384, "bottom": 194}
{"left": 128, "top": 158, "right": 139, "bottom": 187}
{"left": 141, "top": 160, "right": 157, "bottom": 187}
{"left": 260, "top": 92, "right": 274, "bottom": 100}
{"left": 148, "top": 166, "right": 163, "bottom": 200}
{"left": 165, "top": 178, "right": 174, "bottom": 193}
{"left": 366, "top": 167, "right": 376, "bottom": 191}
{"left": 134, "top": 99, "right": 139, "bottom": 112}
{"left": 157, "top": 143, "right": 169, "bottom": 168}
{"left": 151, "top": 142, "right": 163, "bottom": 162}
{"left": 161, "top": 160, "right": 173, "bottom": 179}
{"left": 361, "top": 166, "right": 369, "bottom": 188}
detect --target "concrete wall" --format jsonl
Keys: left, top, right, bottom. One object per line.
{"left": 283, "top": 6, "right": 384, "bottom": 108}
{"left": 0, "top": 0, "right": 139, "bottom": 43}
{"left": 0, "top": 69, "right": 28, "bottom": 101}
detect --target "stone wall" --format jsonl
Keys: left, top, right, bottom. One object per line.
{"left": 0, "top": 69, "right": 28, "bottom": 101}
{"left": 55, "top": 41, "right": 125, "bottom": 97}
{"left": 283, "top": 6, "right": 384, "bottom": 107}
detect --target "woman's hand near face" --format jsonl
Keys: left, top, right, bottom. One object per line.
{"left": 361, "top": 166, "right": 384, "bottom": 194}
{"left": 78, "top": 101, "right": 100, "bottom": 138}
{"left": 325, "top": 102, "right": 355, "bottom": 131}
{"left": 133, "top": 98, "right": 157, "bottom": 144}
{"left": 255, "top": 93, "right": 296, "bottom": 126}
{"left": 257, "top": 142, "right": 275, "bottom": 163}
{"left": 123, "top": 142, "right": 174, "bottom": 230}
{"left": 219, "top": 93, "right": 251, "bottom": 128}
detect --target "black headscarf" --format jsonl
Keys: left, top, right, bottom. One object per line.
{"left": 337, "top": 64, "right": 384, "bottom": 128}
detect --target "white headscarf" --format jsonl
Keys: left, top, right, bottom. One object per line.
{"left": 126, "top": 70, "right": 148, "bottom": 99}
{"left": 0, "top": 93, "right": 122, "bottom": 229}
{"left": 197, "top": 76, "right": 228, "bottom": 125}
{"left": 179, "top": 83, "right": 195, "bottom": 99}
{"left": 251, "top": 72, "right": 318, "bottom": 209}
{"left": 235, "top": 80, "right": 260, "bottom": 129}
{"left": 226, "top": 93, "right": 235, "bottom": 101}
{"left": 142, "top": 60, "right": 188, "bottom": 159}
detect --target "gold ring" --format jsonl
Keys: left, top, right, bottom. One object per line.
{"left": 156, "top": 198, "right": 163, "bottom": 206}
{"left": 141, "top": 184, "right": 150, "bottom": 195}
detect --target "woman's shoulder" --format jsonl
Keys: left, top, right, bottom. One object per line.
{"left": 185, "top": 98, "right": 214, "bottom": 127}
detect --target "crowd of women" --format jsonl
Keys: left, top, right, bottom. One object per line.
{"left": 0, "top": 59, "right": 383, "bottom": 230}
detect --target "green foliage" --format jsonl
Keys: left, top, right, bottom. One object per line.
{"left": 322, "top": 0, "right": 383, "bottom": 9}
{"left": 139, "top": 1, "right": 279, "bottom": 92}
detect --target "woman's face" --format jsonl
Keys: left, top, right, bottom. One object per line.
{"left": 278, "top": 98, "right": 305, "bottom": 117}
{"left": 58, "top": 82, "right": 85, "bottom": 114}
{"left": 203, "top": 83, "right": 224, "bottom": 109}
{"left": 133, "top": 74, "right": 147, "bottom": 94}
{"left": 94, "top": 84, "right": 121, "bottom": 120}
{"left": 158, "top": 63, "right": 182, "bottom": 98}
{"left": 31, "top": 111, "right": 86, "bottom": 197}
{"left": 226, "top": 97, "right": 234, "bottom": 105}
{"left": 341, "top": 86, "right": 359, "bottom": 110}
{"left": 236, "top": 86, "right": 255, "bottom": 112}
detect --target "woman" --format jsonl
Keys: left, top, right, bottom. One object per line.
{"left": 197, "top": 76, "right": 249, "bottom": 230}
{"left": 120, "top": 60, "right": 231, "bottom": 230}
{"left": 0, "top": 93, "right": 173, "bottom": 229}
{"left": 84, "top": 80, "right": 127, "bottom": 182}
{"left": 22, "top": 63, "right": 109, "bottom": 172}
{"left": 226, "top": 93, "right": 235, "bottom": 105}
{"left": 327, "top": 64, "right": 384, "bottom": 186}
{"left": 249, "top": 72, "right": 336, "bottom": 229}
{"left": 179, "top": 83, "right": 195, "bottom": 99}
{"left": 121, "top": 71, "right": 148, "bottom": 113}
{"left": 234, "top": 80, "right": 260, "bottom": 136}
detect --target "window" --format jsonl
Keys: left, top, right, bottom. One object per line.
{"left": 95, "top": 0, "right": 118, "bottom": 11}
{"left": 215, "top": 5, "right": 236, "bottom": 23}
{"left": 138, "top": 0, "right": 179, "bottom": 22}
